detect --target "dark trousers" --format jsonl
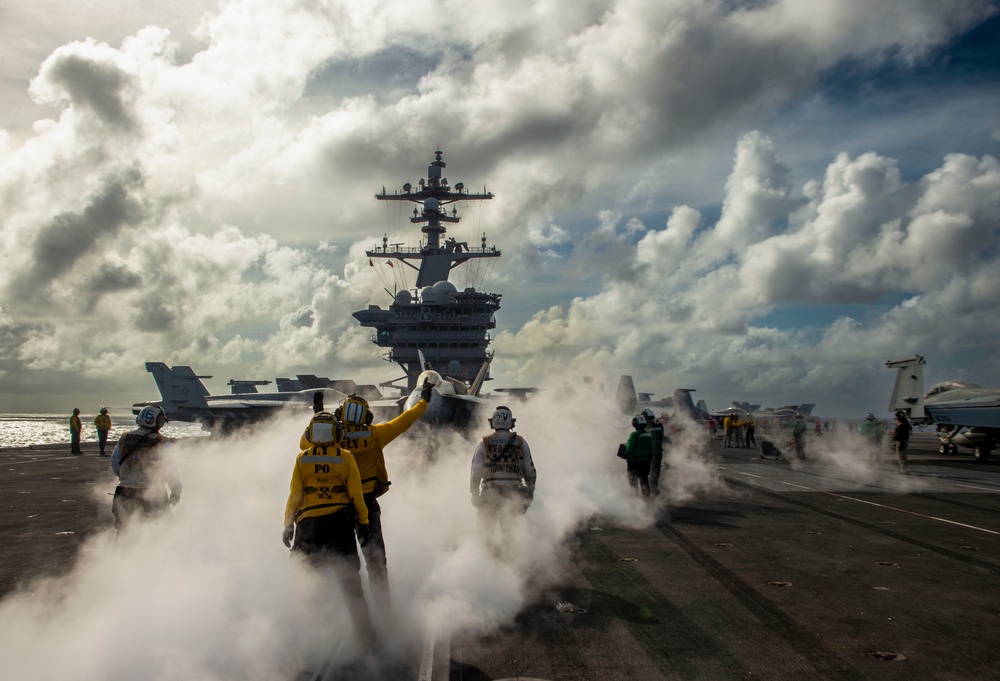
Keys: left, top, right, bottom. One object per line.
{"left": 361, "top": 494, "right": 390, "bottom": 612}
{"left": 648, "top": 449, "right": 663, "bottom": 498}
{"left": 111, "top": 485, "right": 171, "bottom": 534}
{"left": 627, "top": 460, "right": 651, "bottom": 498}
{"left": 895, "top": 440, "right": 909, "bottom": 471}
{"left": 97, "top": 429, "right": 109, "bottom": 456}
{"left": 746, "top": 428, "right": 756, "bottom": 447}
{"left": 71, "top": 431, "right": 82, "bottom": 454}
{"left": 475, "top": 486, "right": 531, "bottom": 547}
{"left": 293, "top": 510, "right": 375, "bottom": 642}
{"left": 792, "top": 437, "right": 806, "bottom": 460}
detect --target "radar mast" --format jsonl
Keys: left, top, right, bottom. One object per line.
{"left": 353, "top": 151, "right": 502, "bottom": 392}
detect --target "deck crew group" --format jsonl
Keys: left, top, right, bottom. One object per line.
{"left": 99, "top": 371, "right": 543, "bottom": 651}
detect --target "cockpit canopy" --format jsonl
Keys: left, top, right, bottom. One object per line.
{"left": 926, "top": 379, "right": 981, "bottom": 398}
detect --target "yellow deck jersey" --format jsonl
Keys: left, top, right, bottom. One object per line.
{"left": 283, "top": 445, "right": 368, "bottom": 526}
{"left": 299, "top": 398, "right": 428, "bottom": 498}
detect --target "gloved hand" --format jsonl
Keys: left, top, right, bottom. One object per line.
{"left": 420, "top": 379, "right": 434, "bottom": 403}
{"left": 168, "top": 492, "right": 181, "bottom": 506}
{"left": 282, "top": 525, "right": 294, "bottom": 548}
{"left": 470, "top": 492, "right": 482, "bottom": 508}
{"left": 356, "top": 523, "right": 370, "bottom": 547}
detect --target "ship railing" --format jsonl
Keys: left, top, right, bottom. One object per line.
{"left": 366, "top": 245, "right": 500, "bottom": 256}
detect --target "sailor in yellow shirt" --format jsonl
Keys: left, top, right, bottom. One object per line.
{"left": 731, "top": 415, "right": 745, "bottom": 448}
{"left": 722, "top": 414, "right": 735, "bottom": 448}
{"left": 284, "top": 411, "right": 375, "bottom": 643}
{"left": 300, "top": 375, "right": 436, "bottom": 612}
{"left": 69, "top": 408, "right": 83, "bottom": 455}
{"left": 94, "top": 407, "right": 112, "bottom": 457}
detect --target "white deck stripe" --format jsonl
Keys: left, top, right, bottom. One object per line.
{"left": 720, "top": 465, "right": 1000, "bottom": 535}
{"left": 417, "top": 630, "right": 436, "bottom": 681}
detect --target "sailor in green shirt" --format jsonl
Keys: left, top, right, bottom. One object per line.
{"left": 624, "top": 414, "right": 653, "bottom": 499}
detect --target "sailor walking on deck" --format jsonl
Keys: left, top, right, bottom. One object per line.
{"left": 94, "top": 407, "right": 112, "bottom": 457}
{"left": 623, "top": 414, "right": 653, "bottom": 499}
{"left": 893, "top": 410, "right": 911, "bottom": 475}
{"left": 470, "top": 406, "right": 536, "bottom": 548}
{"left": 69, "top": 408, "right": 82, "bottom": 455}
{"left": 642, "top": 408, "right": 665, "bottom": 500}
{"left": 790, "top": 413, "right": 808, "bottom": 460}
{"left": 284, "top": 411, "right": 375, "bottom": 645}
{"left": 860, "top": 412, "right": 884, "bottom": 464}
{"left": 303, "top": 375, "right": 436, "bottom": 614}
{"left": 110, "top": 404, "right": 181, "bottom": 537}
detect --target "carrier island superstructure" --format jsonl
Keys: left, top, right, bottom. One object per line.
{"left": 352, "top": 150, "right": 501, "bottom": 395}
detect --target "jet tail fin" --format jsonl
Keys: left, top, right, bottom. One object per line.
{"left": 797, "top": 403, "right": 816, "bottom": 416}
{"left": 885, "top": 355, "right": 926, "bottom": 420}
{"left": 616, "top": 376, "right": 639, "bottom": 414}
{"left": 469, "top": 356, "right": 492, "bottom": 397}
{"left": 673, "top": 388, "right": 700, "bottom": 421}
{"left": 144, "top": 362, "right": 212, "bottom": 413}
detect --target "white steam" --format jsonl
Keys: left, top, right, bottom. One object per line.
{"left": 0, "top": 384, "right": 734, "bottom": 679}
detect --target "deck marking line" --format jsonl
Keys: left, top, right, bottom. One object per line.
{"left": 417, "top": 630, "right": 435, "bottom": 681}
{"left": 777, "top": 481, "right": 812, "bottom": 490}
{"left": 820, "top": 491, "right": 1000, "bottom": 535}
{"left": 746, "top": 472, "right": 1000, "bottom": 536}
{"left": 954, "top": 483, "right": 1000, "bottom": 492}
{"left": 712, "top": 465, "right": 766, "bottom": 480}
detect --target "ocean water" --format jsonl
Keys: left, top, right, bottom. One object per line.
{"left": 0, "top": 412, "right": 209, "bottom": 449}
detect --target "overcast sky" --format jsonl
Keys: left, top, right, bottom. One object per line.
{"left": 1, "top": 0, "right": 999, "bottom": 416}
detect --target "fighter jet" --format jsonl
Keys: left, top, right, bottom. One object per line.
{"left": 132, "top": 362, "right": 349, "bottom": 433}
{"left": 886, "top": 354, "right": 1000, "bottom": 462}
{"left": 707, "top": 401, "right": 819, "bottom": 428}
{"left": 614, "top": 375, "right": 708, "bottom": 422}
{"left": 368, "top": 350, "right": 490, "bottom": 427}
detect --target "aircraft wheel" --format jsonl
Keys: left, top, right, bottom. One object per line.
{"left": 973, "top": 445, "right": 991, "bottom": 464}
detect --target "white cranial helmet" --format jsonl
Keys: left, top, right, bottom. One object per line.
{"left": 136, "top": 404, "right": 167, "bottom": 430}
{"left": 489, "top": 406, "right": 515, "bottom": 430}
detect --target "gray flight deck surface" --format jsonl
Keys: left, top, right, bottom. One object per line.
{"left": 3, "top": 434, "right": 1000, "bottom": 680}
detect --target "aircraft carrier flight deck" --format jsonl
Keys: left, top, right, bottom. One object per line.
{"left": 3, "top": 434, "right": 999, "bottom": 680}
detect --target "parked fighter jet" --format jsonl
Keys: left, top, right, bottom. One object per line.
{"left": 886, "top": 354, "right": 1000, "bottom": 462}
{"left": 365, "top": 350, "right": 490, "bottom": 427}
{"left": 133, "top": 362, "right": 349, "bottom": 433}
{"left": 733, "top": 401, "right": 816, "bottom": 419}
{"left": 614, "top": 375, "right": 708, "bottom": 422}
{"left": 707, "top": 401, "right": 819, "bottom": 429}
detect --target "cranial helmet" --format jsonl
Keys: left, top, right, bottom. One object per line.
{"left": 641, "top": 408, "right": 656, "bottom": 421}
{"left": 866, "top": 412, "right": 876, "bottom": 419}
{"left": 336, "top": 395, "right": 373, "bottom": 426}
{"left": 306, "top": 411, "right": 343, "bottom": 446}
{"left": 100, "top": 406, "right": 108, "bottom": 414}
{"left": 632, "top": 414, "right": 647, "bottom": 429}
{"left": 489, "top": 406, "right": 515, "bottom": 430}
{"left": 136, "top": 404, "right": 167, "bottom": 430}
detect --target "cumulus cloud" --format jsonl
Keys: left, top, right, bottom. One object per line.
{"left": 0, "top": 0, "right": 997, "bottom": 413}
{"left": 494, "top": 132, "right": 1000, "bottom": 414}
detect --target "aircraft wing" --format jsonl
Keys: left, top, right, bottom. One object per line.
{"left": 204, "top": 399, "right": 306, "bottom": 410}
{"left": 368, "top": 395, "right": 409, "bottom": 411}
{"left": 443, "top": 393, "right": 488, "bottom": 405}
